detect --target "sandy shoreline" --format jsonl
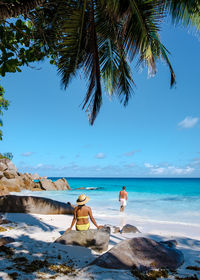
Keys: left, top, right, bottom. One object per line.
{"left": 0, "top": 211, "right": 200, "bottom": 279}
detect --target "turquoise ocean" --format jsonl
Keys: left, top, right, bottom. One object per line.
{"left": 21, "top": 177, "right": 200, "bottom": 227}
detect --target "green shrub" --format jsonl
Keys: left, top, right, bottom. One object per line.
{"left": 0, "top": 152, "right": 13, "bottom": 160}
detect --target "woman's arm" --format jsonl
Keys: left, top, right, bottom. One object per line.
{"left": 65, "top": 208, "right": 77, "bottom": 232}
{"left": 88, "top": 207, "right": 103, "bottom": 229}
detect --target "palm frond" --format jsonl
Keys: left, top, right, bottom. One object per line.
{"left": 82, "top": 0, "right": 102, "bottom": 125}
{"left": 99, "top": 38, "right": 133, "bottom": 104}
{"left": 119, "top": 0, "right": 176, "bottom": 86}
{"left": 151, "top": 32, "right": 176, "bottom": 86}
{"left": 0, "top": 0, "right": 44, "bottom": 19}
{"left": 117, "top": 52, "right": 133, "bottom": 105}
{"left": 162, "top": 0, "right": 200, "bottom": 29}
{"left": 97, "top": 2, "right": 134, "bottom": 104}
{"left": 58, "top": 1, "right": 88, "bottom": 89}
{"left": 99, "top": 39, "right": 119, "bottom": 95}
{"left": 122, "top": 0, "right": 164, "bottom": 72}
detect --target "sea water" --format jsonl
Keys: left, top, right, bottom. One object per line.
{"left": 19, "top": 178, "right": 200, "bottom": 227}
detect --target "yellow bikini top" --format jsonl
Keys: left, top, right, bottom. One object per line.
{"left": 77, "top": 215, "right": 89, "bottom": 220}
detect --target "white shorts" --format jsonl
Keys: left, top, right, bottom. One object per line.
{"left": 120, "top": 198, "right": 127, "bottom": 207}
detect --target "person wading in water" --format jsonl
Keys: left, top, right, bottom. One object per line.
{"left": 119, "top": 186, "right": 128, "bottom": 212}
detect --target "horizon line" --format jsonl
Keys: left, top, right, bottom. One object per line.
{"left": 46, "top": 176, "right": 200, "bottom": 179}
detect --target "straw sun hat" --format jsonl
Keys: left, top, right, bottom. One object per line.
{"left": 76, "top": 194, "right": 90, "bottom": 205}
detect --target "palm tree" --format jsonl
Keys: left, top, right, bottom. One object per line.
{"left": 29, "top": 1, "right": 173, "bottom": 124}
{"left": 2, "top": 1, "right": 200, "bottom": 124}
{"left": 32, "top": 0, "right": 200, "bottom": 124}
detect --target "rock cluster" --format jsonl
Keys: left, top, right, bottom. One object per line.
{"left": 0, "top": 158, "right": 71, "bottom": 195}
{"left": 106, "top": 224, "right": 140, "bottom": 234}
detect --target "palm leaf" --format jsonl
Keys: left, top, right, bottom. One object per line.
{"left": 161, "top": 0, "right": 200, "bottom": 29}
{"left": 123, "top": 1, "right": 164, "bottom": 72}
{"left": 82, "top": 0, "right": 102, "bottom": 125}
{"left": 58, "top": 1, "right": 88, "bottom": 89}
{"left": 0, "top": 0, "right": 44, "bottom": 19}
{"left": 97, "top": 2, "right": 134, "bottom": 103}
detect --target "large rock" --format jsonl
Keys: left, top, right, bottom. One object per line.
{"left": 0, "top": 177, "right": 21, "bottom": 192}
{"left": 55, "top": 227, "right": 110, "bottom": 253}
{"left": 38, "top": 178, "right": 57, "bottom": 191}
{"left": 38, "top": 178, "right": 70, "bottom": 191}
{"left": 0, "top": 195, "right": 74, "bottom": 214}
{"left": 0, "top": 174, "right": 41, "bottom": 194}
{"left": 21, "top": 173, "right": 37, "bottom": 190}
{"left": 94, "top": 237, "right": 184, "bottom": 271}
{"left": 0, "top": 158, "right": 17, "bottom": 173}
{"left": 121, "top": 224, "right": 140, "bottom": 234}
{"left": 0, "top": 162, "right": 7, "bottom": 172}
{"left": 0, "top": 183, "right": 9, "bottom": 196}
{"left": 54, "top": 178, "right": 71, "bottom": 190}
{"left": 6, "top": 161, "right": 18, "bottom": 173}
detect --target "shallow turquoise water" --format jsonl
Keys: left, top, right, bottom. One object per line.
{"left": 21, "top": 178, "right": 200, "bottom": 225}
{"left": 62, "top": 177, "right": 200, "bottom": 195}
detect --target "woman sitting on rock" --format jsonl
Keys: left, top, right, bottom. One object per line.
{"left": 65, "top": 194, "right": 103, "bottom": 232}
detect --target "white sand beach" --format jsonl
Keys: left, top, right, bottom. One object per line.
{"left": 0, "top": 211, "right": 200, "bottom": 280}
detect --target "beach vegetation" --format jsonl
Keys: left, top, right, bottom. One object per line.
{"left": 0, "top": 1, "right": 200, "bottom": 125}
{"left": 0, "top": 8, "right": 50, "bottom": 139}
{"left": 48, "top": 264, "right": 76, "bottom": 275}
{"left": 0, "top": 86, "right": 9, "bottom": 140}
{"left": 0, "top": 226, "right": 7, "bottom": 231}
{"left": 131, "top": 266, "right": 169, "bottom": 280}
{"left": 12, "top": 255, "right": 77, "bottom": 276}
{"left": 131, "top": 268, "right": 199, "bottom": 280}
{"left": 147, "top": 269, "right": 169, "bottom": 278}
{"left": 0, "top": 152, "right": 13, "bottom": 160}
{"left": 17, "top": 259, "right": 50, "bottom": 273}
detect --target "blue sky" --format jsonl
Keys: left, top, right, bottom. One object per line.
{"left": 1, "top": 21, "right": 200, "bottom": 177}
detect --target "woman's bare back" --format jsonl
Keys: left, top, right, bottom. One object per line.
{"left": 75, "top": 205, "right": 90, "bottom": 225}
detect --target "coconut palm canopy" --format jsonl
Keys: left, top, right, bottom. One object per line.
{"left": 0, "top": 0, "right": 200, "bottom": 125}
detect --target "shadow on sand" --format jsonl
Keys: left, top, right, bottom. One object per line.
{"left": 0, "top": 212, "right": 97, "bottom": 279}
